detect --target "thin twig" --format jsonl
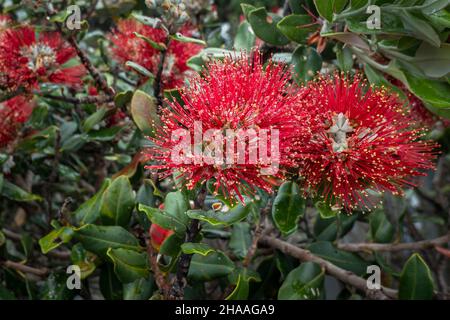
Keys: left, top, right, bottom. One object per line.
{"left": 3, "top": 260, "right": 49, "bottom": 277}
{"left": 337, "top": 234, "right": 450, "bottom": 252}
{"left": 259, "top": 236, "right": 397, "bottom": 300}
{"left": 147, "top": 241, "right": 170, "bottom": 298}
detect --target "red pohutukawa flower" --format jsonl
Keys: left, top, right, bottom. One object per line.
{"left": 291, "top": 74, "right": 438, "bottom": 211}
{"left": 0, "top": 26, "right": 85, "bottom": 91}
{"left": 145, "top": 52, "right": 298, "bottom": 200}
{"left": 108, "top": 19, "right": 202, "bottom": 89}
{"left": 0, "top": 96, "right": 34, "bottom": 148}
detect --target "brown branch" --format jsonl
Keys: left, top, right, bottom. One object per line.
{"left": 243, "top": 201, "right": 271, "bottom": 268}
{"left": 37, "top": 92, "right": 114, "bottom": 105}
{"left": 168, "top": 187, "right": 207, "bottom": 300}
{"left": 47, "top": 6, "right": 115, "bottom": 98}
{"left": 147, "top": 241, "right": 170, "bottom": 298}
{"left": 337, "top": 234, "right": 450, "bottom": 253}
{"left": 3, "top": 260, "right": 49, "bottom": 277}
{"left": 259, "top": 236, "right": 397, "bottom": 300}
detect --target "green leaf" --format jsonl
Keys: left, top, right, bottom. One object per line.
{"left": 315, "top": 200, "right": 337, "bottom": 219}
{"left": 272, "top": 181, "right": 306, "bottom": 235}
{"left": 314, "top": 0, "right": 348, "bottom": 22}
{"left": 171, "top": 33, "right": 206, "bottom": 46}
{"left": 123, "top": 277, "right": 154, "bottom": 300}
{"left": 131, "top": 13, "right": 162, "bottom": 28}
{"left": 0, "top": 230, "right": 5, "bottom": 247}
{"left": 73, "top": 179, "right": 110, "bottom": 225}
{"left": 114, "top": 90, "right": 133, "bottom": 108}
{"left": 234, "top": 21, "right": 256, "bottom": 51}
{"left": 40, "top": 273, "right": 74, "bottom": 300}
{"left": 229, "top": 222, "right": 252, "bottom": 260}
{"left": 188, "top": 251, "right": 235, "bottom": 281}
{"left": 134, "top": 32, "right": 167, "bottom": 50}
{"left": 369, "top": 210, "right": 394, "bottom": 243}
{"left": 336, "top": 45, "right": 353, "bottom": 72}
{"left": 82, "top": 107, "right": 107, "bottom": 132}
{"left": 248, "top": 7, "right": 289, "bottom": 46}
{"left": 399, "top": 10, "right": 440, "bottom": 47}
{"left": 186, "top": 202, "right": 254, "bottom": 226}
{"left": 308, "top": 241, "right": 369, "bottom": 275}
{"left": 313, "top": 213, "right": 358, "bottom": 241}
{"left": 107, "top": 248, "right": 149, "bottom": 284}
{"left": 100, "top": 176, "right": 135, "bottom": 227}
{"left": 181, "top": 243, "right": 214, "bottom": 256}
{"left": 60, "top": 133, "right": 89, "bottom": 152}
{"left": 74, "top": 224, "right": 141, "bottom": 257}
{"left": 241, "top": 3, "right": 257, "bottom": 19}
{"left": 39, "top": 227, "right": 74, "bottom": 254}
{"left": 278, "top": 262, "right": 325, "bottom": 299}
{"left": 277, "top": 14, "right": 316, "bottom": 43}
{"left": 404, "top": 72, "right": 450, "bottom": 110}
{"left": 138, "top": 204, "right": 187, "bottom": 236}
{"left": 164, "top": 191, "right": 189, "bottom": 225}
{"left": 130, "top": 90, "right": 160, "bottom": 136}
{"left": 399, "top": 253, "right": 434, "bottom": 300}
{"left": 70, "top": 243, "right": 97, "bottom": 279}
{"left": 100, "top": 264, "right": 123, "bottom": 300}
{"left": 292, "top": 45, "right": 322, "bottom": 84}
{"left": 226, "top": 268, "right": 261, "bottom": 300}
{"left": 125, "top": 61, "right": 154, "bottom": 78}
{"left": 413, "top": 42, "right": 450, "bottom": 78}
{"left": 1, "top": 180, "right": 42, "bottom": 202}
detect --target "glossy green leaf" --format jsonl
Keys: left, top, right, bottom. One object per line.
{"left": 186, "top": 202, "right": 254, "bottom": 226}
{"left": 1, "top": 180, "right": 42, "bottom": 202}
{"left": 100, "top": 264, "right": 123, "bottom": 300}
{"left": 181, "top": 242, "right": 214, "bottom": 256}
{"left": 125, "top": 61, "right": 154, "bottom": 78}
{"left": 399, "top": 10, "right": 440, "bottom": 47}
{"left": 164, "top": 191, "right": 189, "bottom": 225}
{"left": 73, "top": 179, "right": 110, "bottom": 225}
{"left": 413, "top": 43, "right": 450, "bottom": 78}
{"left": 100, "top": 176, "right": 135, "bottom": 227}
{"left": 369, "top": 209, "right": 395, "bottom": 243}
{"left": 226, "top": 268, "right": 261, "bottom": 300}
{"left": 82, "top": 107, "right": 107, "bottom": 132}
{"left": 308, "top": 241, "right": 369, "bottom": 275}
{"left": 314, "top": 0, "right": 348, "bottom": 22}
{"left": 234, "top": 21, "right": 256, "bottom": 51}
{"left": 313, "top": 213, "right": 358, "bottom": 241}
{"left": 399, "top": 253, "right": 434, "bottom": 300}
{"left": 188, "top": 251, "right": 235, "bottom": 281}
{"left": 107, "top": 248, "right": 149, "bottom": 284}
{"left": 278, "top": 262, "right": 325, "bottom": 299}
{"left": 70, "top": 243, "right": 97, "bottom": 279}
{"left": 272, "top": 181, "right": 306, "bottom": 235}
{"left": 229, "top": 222, "right": 252, "bottom": 260}
{"left": 134, "top": 32, "right": 167, "bottom": 50}
{"left": 171, "top": 32, "right": 206, "bottom": 46}
{"left": 248, "top": 8, "right": 289, "bottom": 46}
{"left": 74, "top": 224, "right": 141, "bottom": 257}
{"left": 292, "top": 45, "right": 322, "bottom": 84}
{"left": 277, "top": 14, "right": 316, "bottom": 43}
{"left": 123, "top": 277, "right": 154, "bottom": 300}
{"left": 130, "top": 90, "right": 160, "bottom": 136}
{"left": 138, "top": 204, "right": 187, "bottom": 236}
{"left": 38, "top": 227, "right": 74, "bottom": 254}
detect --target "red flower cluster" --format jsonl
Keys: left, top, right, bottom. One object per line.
{"left": 0, "top": 26, "right": 85, "bottom": 91}
{"left": 291, "top": 75, "right": 438, "bottom": 210}
{"left": 108, "top": 19, "right": 202, "bottom": 89}
{"left": 145, "top": 53, "right": 299, "bottom": 200}
{"left": 144, "top": 51, "right": 438, "bottom": 210}
{"left": 0, "top": 96, "right": 34, "bottom": 148}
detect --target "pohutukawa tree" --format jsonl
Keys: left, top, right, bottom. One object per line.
{"left": 0, "top": 0, "right": 449, "bottom": 302}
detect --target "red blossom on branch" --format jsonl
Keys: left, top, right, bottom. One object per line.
{"left": 0, "top": 96, "right": 34, "bottom": 148}
{"left": 108, "top": 19, "right": 202, "bottom": 89}
{"left": 0, "top": 26, "right": 86, "bottom": 91}
{"left": 145, "top": 52, "right": 300, "bottom": 201}
{"left": 291, "top": 74, "right": 438, "bottom": 211}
